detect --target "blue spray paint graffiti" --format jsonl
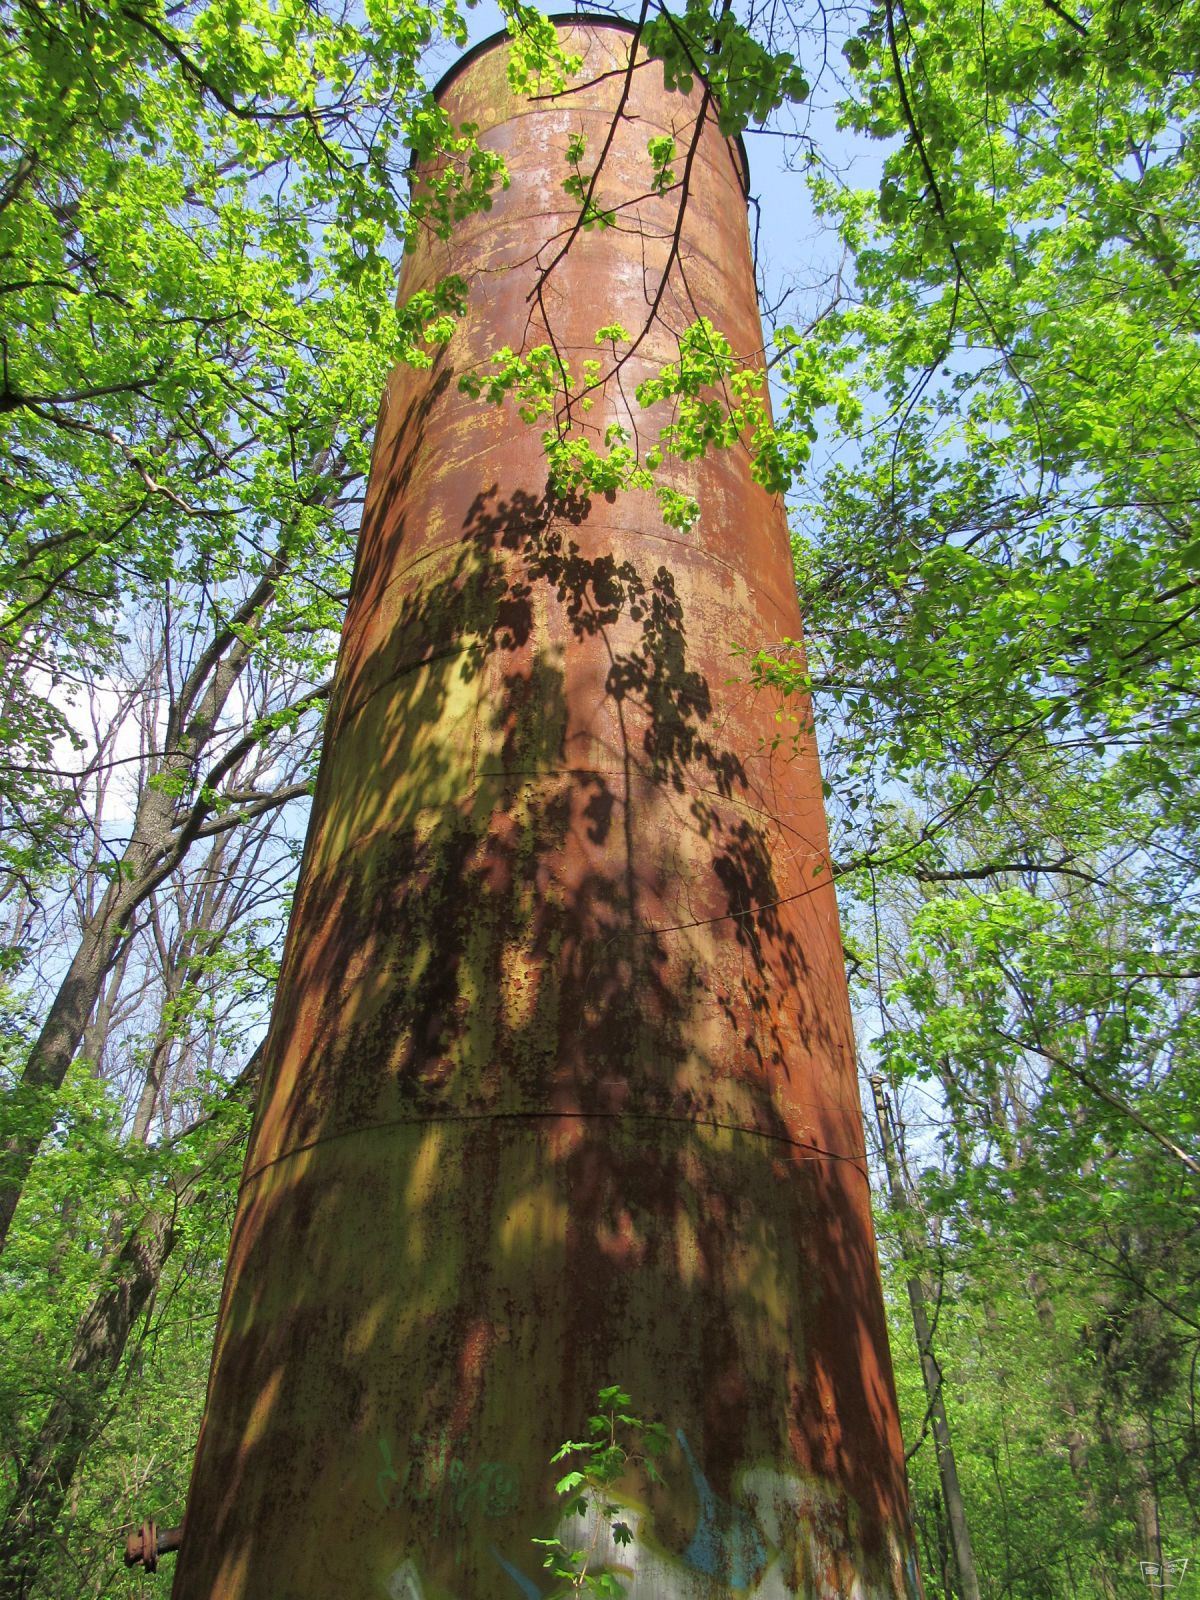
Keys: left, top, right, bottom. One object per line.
{"left": 486, "top": 1433, "right": 770, "bottom": 1597}
{"left": 491, "top": 1545, "right": 544, "bottom": 1600}
{"left": 904, "top": 1546, "right": 923, "bottom": 1600}
{"left": 677, "top": 1430, "right": 768, "bottom": 1589}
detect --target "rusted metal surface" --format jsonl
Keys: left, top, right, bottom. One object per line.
{"left": 171, "top": 20, "right": 922, "bottom": 1600}
{"left": 126, "top": 1520, "right": 183, "bottom": 1572}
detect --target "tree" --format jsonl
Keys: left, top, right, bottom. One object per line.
{"left": 869, "top": 1072, "right": 982, "bottom": 1600}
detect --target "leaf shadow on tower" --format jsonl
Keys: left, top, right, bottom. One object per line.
{"left": 175, "top": 373, "right": 916, "bottom": 1600}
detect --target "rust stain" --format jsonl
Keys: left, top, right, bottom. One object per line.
{"left": 171, "top": 19, "right": 922, "bottom": 1600}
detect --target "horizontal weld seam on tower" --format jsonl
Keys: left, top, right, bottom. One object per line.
{"left": 303, "top": 771, "right": 833, "bottom": 841}
{"left": 359, "top": 522, "right": 772, "bottom": 598}
{"left": 237, "top": 1110, "right": 872, "bottom": 1194}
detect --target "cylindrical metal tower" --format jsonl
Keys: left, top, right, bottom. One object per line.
{"left": 171, "top": 20, "right": 921, "bottom": 1599}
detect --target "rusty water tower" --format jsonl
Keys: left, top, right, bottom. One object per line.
{"left": 170, "top": 19, "right": 922, "bottom": 1599}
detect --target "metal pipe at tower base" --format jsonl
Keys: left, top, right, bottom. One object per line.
{"left": 170, "top": 20, "right": 923, "bottom": 1600}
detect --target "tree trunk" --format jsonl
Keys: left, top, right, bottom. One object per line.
{"left": 870, "top": 1075, "right": 982, "bottom": 1600}
{"left": 0, "top": 787, "right": 181, "bottom": 1253}
{"left": 1119, "top": 1420, "right": 1165, "bottom": 1583}
{"left": 129, "top": 962, "right": 184, "bottom": 1147}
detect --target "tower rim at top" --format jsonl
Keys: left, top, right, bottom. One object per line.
{"left": 429, "top": 10, "right": 752, "bottom": 195}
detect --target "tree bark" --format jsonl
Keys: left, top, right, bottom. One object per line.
{"left": 870, "top": 1074, "right": 982, "bottom": 1600}
{"left": 1119, "top": 1420, "right": 1165, "bottom": 1583}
